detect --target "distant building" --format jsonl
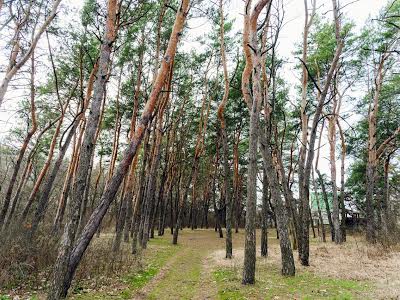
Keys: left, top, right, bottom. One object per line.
{"left": 310, "top": 192, "right": 364, "bottom": 226}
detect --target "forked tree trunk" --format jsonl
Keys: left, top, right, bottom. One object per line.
{"left": 298, "top": 0, "right": 342, "bottom": 265}
{"left": 241, "top": 0, "right": 271, "bottom": 285}
{"left": 297, "top": 0, "right": 316, "bottom": 264}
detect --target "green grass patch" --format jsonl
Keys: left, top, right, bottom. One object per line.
{"left": 146, "top": 248, "right": 204, "bottom": 300}
{"left": 73, "top": 236, "right": 181, "bottom": 300}
{"left": 213, "top": 269, "right": 246, "bottom": 300}
{"left": 213, "top": 263, "right": 370, "bottom": 300}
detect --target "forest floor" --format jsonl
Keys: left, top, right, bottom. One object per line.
{"left": 2, "top": 228, "right": 400, "bottom": 299}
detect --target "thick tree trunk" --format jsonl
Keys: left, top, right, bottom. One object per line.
{"left": 47, "top": 0, "right": 118, "bottom": 297}
{"left": 47, "top": 2, "right": 189, "bottom": 297}
{"left": 241, "top": 0, "right": 271, "bottom": 285}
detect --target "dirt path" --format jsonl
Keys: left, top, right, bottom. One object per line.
{"left": 132, "top": 230, "right": 225, "bottom": 300}
{"left": 133, "top": 247, "right": 191, "bottom": 299}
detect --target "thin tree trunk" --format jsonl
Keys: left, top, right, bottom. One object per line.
{"left": 0, "top": 0, "right": 62, "bottom": 108}
{"left": 312, "top": 168, "right": 326, "bottom": 242}
{"left": 0, "top": 52, "right": 37, "bottom": 229}
{"left": 337, "top": 120, "right": 346, "bottom": 241}
{"left": 218, "top": 0, "right": 232, "bottom": 259}
{"left": 261, "top": 169, "right": 269, "bottom": 257}
{"left": 21, "top": 97, "right": 71, "bottom": 222}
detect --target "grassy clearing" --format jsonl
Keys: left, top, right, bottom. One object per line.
{"left": 212, "top": 261, "right": 370, "bottom": 300}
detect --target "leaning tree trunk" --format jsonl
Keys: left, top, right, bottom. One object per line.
{"left": 0, "top": 52, "right": 37, "bottom": 229}
{"left": 47, "top": 0, "right": 118, "bottom": 297}
{"left": 21, "top": 97, "right": 71, "bottom": 222}
{"left": 0, "top": 0, "right": 62, "bottom": 108}
{"left": 47, "top": 2, "right": 190, "bottom": 298}
{"left": 30, "top": 63, "right": 98, "bottom": 236}
{"left": 260, "top": 139, "right": 295, "bottom": 276}
{"left": 141, "top": 95, "right": 170, "bottom": 249}
{"left": 4, "top": 118, "right": 59, "bottom": 228}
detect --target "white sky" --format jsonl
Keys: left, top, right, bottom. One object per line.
{"left": 0, "top": 0, "right": 388, "bottom": 182}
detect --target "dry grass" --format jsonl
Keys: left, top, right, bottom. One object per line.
{"left": 0, "top": 227, "right": 141, "bottom": 299}
{"left": 209, "top": 231, "right": 400, "bottom": 299}
{"left": 307, "top": 235, "right": 400, "bottom": 299}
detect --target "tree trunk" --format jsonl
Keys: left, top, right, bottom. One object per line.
{"left": 365, "top": 56, "right": 385, "bottom": 244}
{"left": 0, "top": 0, "right": 62, "bottom": 108}
{"left": 261, "top": 169, "right": 269, "bottom": 257}
{"left": 218, "top": 0, "right": 232, "bottom": 259}
{"left": 241, "top": 0, "right": 271, "bottom": 285}
{"left": 47, "top": 0, "right": 118, "bottom": 296}
{"left": 0, "top": 52, "right": 37, "bottom": 229}
{"left": 47, "top": 2, "right": 190, "bottom": 297}
{"left": 21, "top": 97, "right": 71, "bottom": 222}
